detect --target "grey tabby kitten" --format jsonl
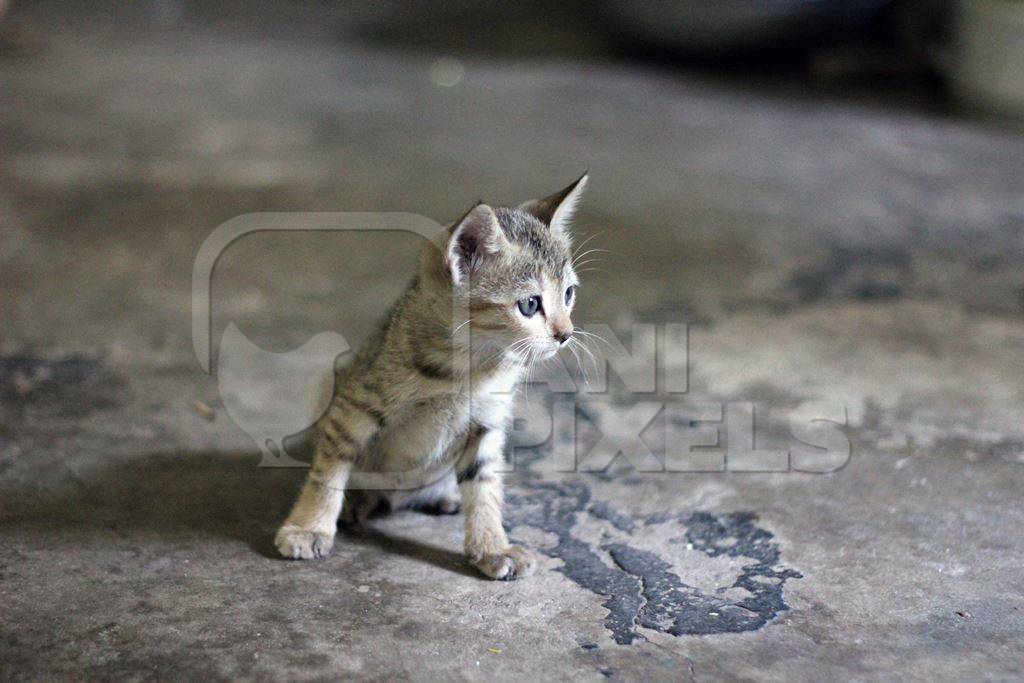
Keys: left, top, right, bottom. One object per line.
{"left": 275, "top": 175, "right": 588, "bottom": 580}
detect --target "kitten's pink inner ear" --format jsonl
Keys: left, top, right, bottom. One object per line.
{"left": 446, "top": 203, "right": 505, "bottom": 285}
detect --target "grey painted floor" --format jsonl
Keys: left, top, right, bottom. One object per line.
{"left": 2, "top": 2, "right": 1024, "bottom": 681}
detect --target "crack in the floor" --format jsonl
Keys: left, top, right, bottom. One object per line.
{"left": 605, "top": 541, "right": 650, "bottom": 633}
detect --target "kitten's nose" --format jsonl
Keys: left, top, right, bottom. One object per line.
{"left": 554, "top": 329, "right": 573, "bottom": 345}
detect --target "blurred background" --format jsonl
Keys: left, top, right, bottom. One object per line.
{"left": 2, "top": 1, "right": 1024, "bottom": 680}
{"left": 3, "top": 0, "right": 1023, "bottom": 427}
{"left": 2, "top": 0, "right": 1023, "bottom": 350}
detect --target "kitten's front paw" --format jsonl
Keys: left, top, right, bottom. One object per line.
{"left": 471, "top": 545, "right": 537, "bottom": 580}
{"left": 275, "top": 524, "right": 334, "bottom": 560}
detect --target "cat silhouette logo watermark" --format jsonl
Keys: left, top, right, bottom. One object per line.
{"left": 194, "top": 212, "right": 852, "bottom": 487}
{"left": 192, "top": 213, "right": 455, "bottom": 479}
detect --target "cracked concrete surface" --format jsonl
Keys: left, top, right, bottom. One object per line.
{"left": 2, "top": 1, "right": 1024, "bottom": 680}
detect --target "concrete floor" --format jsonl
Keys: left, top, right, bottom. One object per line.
{"left": 2, "top": 2, "right": 1024, "bottom": 680}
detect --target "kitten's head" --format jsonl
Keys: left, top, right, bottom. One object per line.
{"left": 431, "top": 174, "right": 588, "bottom": 362}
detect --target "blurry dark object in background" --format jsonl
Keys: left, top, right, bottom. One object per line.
{"left": 598, "top": 0, "right": 1024, "bottom": 120}
{"left": 599, "top": 0, "right": 896, "bottom": 55}
{"left": 598, "top": 0, "right": 953, "bottom": 110}
{"left": 0, "top": 0, "right": 43, "bottom": 58}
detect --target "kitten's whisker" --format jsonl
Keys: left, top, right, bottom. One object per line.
{"left": 575, "top": 256, "right": 622, "bottom": 269}
{"left": 573, "top": 258, "right": 612, "bottom": 271}
{"left": 573, "top": 329, "right": 614, "bottom": 353}
{"left": 571, "top": 231, "right": 605, "bottom": 260}
{"left": 531, "top": 346, "right": 545, "bottom": 386}
{"left": 574, "top": 254, "right": 610, "bottom": 261}
{"left": 566, "top": 338, "right": 589, "bottom": 387}
{"left": 520, "top": 345, "right": 540, "bottom": 403}
{"left": 479, "top": 335, "right": 533, "bottom": 368}
{"left": 504, "top": 337, "right": 546, "bottom": 374}
{"left": 573, "top": 328, "right": 611, "bottom": 344}
{"left": 573, "top": 248, "right": 613, "bottom": 264}
{"left": 573, "top": 334, "right": 598, "bottom": 363}
{"left": 573, "top": 335, "right": 601, "bottom": 377}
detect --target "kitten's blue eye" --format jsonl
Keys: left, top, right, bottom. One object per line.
{"left": 517, "top": 295, "right": 541, "bottom": 318}
{"left": 565, "top": 285, "right": 577, "bottom": 305}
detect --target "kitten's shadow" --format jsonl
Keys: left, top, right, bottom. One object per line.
{"left": 11, "top": 451, "right": 478, "bottom": 578}
{"left": 340, "top": 525, "right": 479, "bottom": 579}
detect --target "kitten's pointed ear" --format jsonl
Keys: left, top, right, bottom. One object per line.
{"left": 518, "top": 172, "right": 589, "bottom": 234}
{"left": 445, "top": 202, "right": 507, "bottom": 286}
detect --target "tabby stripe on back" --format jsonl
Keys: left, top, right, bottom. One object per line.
{"left": 340, "top": 394, "right": 386, "bottom": 428}
{"left": 323, "top": 414, "right": 358, "bottom": 451}
{"left": 411, "top": 354, "right": 452, "bottom": 380}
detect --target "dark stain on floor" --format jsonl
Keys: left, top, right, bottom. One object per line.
{"left": 506, "top": 461, "right": 801, "bottom": 644}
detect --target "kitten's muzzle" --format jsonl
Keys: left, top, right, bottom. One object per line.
{"left": 554, "top": 329, "right": 573, "bottom": 346}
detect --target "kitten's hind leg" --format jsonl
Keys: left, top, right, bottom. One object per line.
{"left": 411, "top": 496, "right": 461, "bottom": 516}
{"left": 340, "top": 489, "right": 392, "bottom": 527}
